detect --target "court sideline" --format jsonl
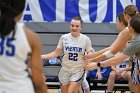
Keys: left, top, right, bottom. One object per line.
{"left": 48, "top": 89, "right": 131, "bottom": 93}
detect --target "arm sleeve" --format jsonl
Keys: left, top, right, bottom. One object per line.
{"left": 57, "top": 35, "right": 63, "bottom": 49}
{"left": 86, "top": 36, "right": 95, "bottom": 52}
{"left": 123, "top": 40, "right": 138, "bottom": 56}
{"left": 110, "top": 28, "right": 131, "bottom": 54}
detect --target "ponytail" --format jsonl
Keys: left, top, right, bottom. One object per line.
{"left": 0, "top": 0, "right": 25, "bottom": 38}
{"left": 0, "top": 15, "right": 15, "bottom": 38}
{"left": 124, "top": 5, "right": 139, "bottom": 17}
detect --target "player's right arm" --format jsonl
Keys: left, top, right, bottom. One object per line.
{"left": 109, "top": 28, "right": 132, "bottom": 54}
{"left": 41, "top": 35, "right": 63, "bottom": 60}
{"left": 41, "top": 48, "right": 62, "bottom": 60}
{"left": 86, "top": 28, "right": 133, "bottom": 62}
{"left": 86, "top": 47, "right": 109, "bottom": 58}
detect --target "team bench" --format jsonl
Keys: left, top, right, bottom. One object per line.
{"left": 87, "top": 77, "right": 129, "bottom": 93}
{"left": 43, "top": 57, "right": 62, "bottom": 88}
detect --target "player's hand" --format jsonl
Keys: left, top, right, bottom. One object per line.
{"left": 96, "top": 72, "right": 103, "bottom": 80}
{"left": 120, "top": 68, "right": 126, "bottom": 72}
{"left": 41, "top": 55, "right": 47, "bottom": 60}
{"left": 115, "top": 69, "right": 122, "bottom": 75}
{"left": 83, "top": 53, "right": 93, "bottom": 60}
{"left": 85, "top": 62, "right": 98, "bottom": 70}
{"left": 42, "top": 73, "right": 46, "bottom": 82}
{"left": 84, "top": 58, "right": 93, "bottom": 63}
{"left": 120, "top": 71, "right": 126, "bottom": 76}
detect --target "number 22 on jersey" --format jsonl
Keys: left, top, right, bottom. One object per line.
{"left": 68, "top": 53, "right": 78, "bottom": 61}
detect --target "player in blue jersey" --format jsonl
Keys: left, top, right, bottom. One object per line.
{"left": 41, "top": 16, "right": 93, "bottom": 93}
{"left": 0, "top": 0, "right": 48, "bottom": 93}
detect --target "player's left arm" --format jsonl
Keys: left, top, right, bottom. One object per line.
{"left": 101, "top": 53, "right": 129, "bottom": 67}
{"left": 25, "top": 27, "right": 48, "bottom": 93}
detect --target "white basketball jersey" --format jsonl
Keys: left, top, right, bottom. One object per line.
{"left": 0, "top": 23, "right": 34, "bottom": 93}
{"left": 57, "top": 33, "right": 93, "bottom": 68}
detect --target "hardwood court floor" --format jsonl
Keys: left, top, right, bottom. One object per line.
{"left": 48, "top": 89, "right": 131, "bottom": 93}
{"left": 48, "top": 89, "right": 58, "bottom": 93}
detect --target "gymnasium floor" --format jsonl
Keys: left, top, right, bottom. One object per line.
{"left": 48, "top": 89, "right": 131, "bottom": 93}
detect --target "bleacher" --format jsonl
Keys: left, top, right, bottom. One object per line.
{"left": 87, "top": 77, "right": 129, "bottom": 93}
{"left": 25, "top": 22, "right": 118, "bottom": 53}
{"left": 43, "top": 57, "right": 61, "bottom": 89}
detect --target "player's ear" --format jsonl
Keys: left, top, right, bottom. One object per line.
{"left": 128, "top": 25, "right": 134, "bottom": 33}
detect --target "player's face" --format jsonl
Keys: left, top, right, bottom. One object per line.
{"left": 123, "top": 13, "right": 129, "bottom": 23}
{"left": 116, "top": 17, "right": 124, "bottom": 32}
{"left": 70, "top": 19, "right": 82, "bottom": 37}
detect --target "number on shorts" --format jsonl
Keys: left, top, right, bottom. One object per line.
{"left": 119, "top": 65, "right": 126, "bottom": 68}
{"left": 68, "top": 53, "right": 78, "bottom": 61}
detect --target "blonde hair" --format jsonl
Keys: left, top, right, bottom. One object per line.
{"left": 124, "top": 5, "right": 139, "bottom": 17}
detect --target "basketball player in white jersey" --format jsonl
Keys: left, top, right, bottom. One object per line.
{"left": 41, "top": 16, "right": 93, "bottom": 93}
{"left": 0, "top": 0, "right": 48, "bottom": 93}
